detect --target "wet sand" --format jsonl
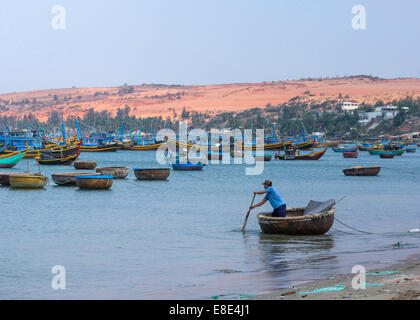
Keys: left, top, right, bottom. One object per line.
{"left": 252, "top": 254, "right": 420, "bottom": 300}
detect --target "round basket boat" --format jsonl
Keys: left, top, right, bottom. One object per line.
{"left": 133, "top": 168, "right": 170, "bottom": 180}
{"left": 257, "top": 208, "right": 336, "bottom": 235}
{"left": 379, "top": 153, "right": 394, "bottom": 159}
{"left": 51, "top": 172, "right": 102, "bottom": 186}
{"left": 95, "top": 167, "right": 129, "bottom": 179}
{"left": 9, "top": 174, "right": 48, "bottom": 189}
{"left": 74, "top": 160, "right": 97, "bottom": 170}
{"left": 76, "top": 175, "right": 114, "bottom": 189}
{"left": 343, "top": 151, "right": 358, "bottom": 158}
{"left": 343, "top": 166, "right": 381, "bottom": 176}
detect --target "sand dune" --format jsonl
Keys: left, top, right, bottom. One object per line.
{"left": 0, "top": 77, "right": 419, "bottom": 121}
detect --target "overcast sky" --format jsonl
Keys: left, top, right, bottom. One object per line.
{"left": 0, "top": 0, "right": 419, "bottom": 93}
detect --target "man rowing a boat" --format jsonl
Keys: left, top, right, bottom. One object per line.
{"left": 250, "top": 180, "right": 287, "bottom": 217}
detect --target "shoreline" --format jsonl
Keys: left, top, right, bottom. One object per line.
{"left": 252, "top": 254, "right": 420, "bottom": 300}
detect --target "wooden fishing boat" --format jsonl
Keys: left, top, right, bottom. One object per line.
{"left": 368, "top": 149, "right": 405, "bottom": 156}
{"left": 0, "top": 149, "right": 28, "bottom": 168}
{"left": 0, "top": 146, "right": 47, "bottom": 159}
{"left": 51, "top": 172, "right": 101, "bottom": 186}
{"left": 405, "top": 145, "right": 417, "bottom": 153}
{"left": 380, "top": 153, "right": 394, "bottom": 159}
{"left": 96, "top": 166, "right": 129, "bottom": 179}
{"left": 274, "top": 148, "right": 327, "bottom": 160}
{"left": 36, "top": 153, "right": 79, "bottom": 165}
{"left": 9, "top": 174, "right": 48, "bottom": 189}
{"left": 357, "top": 143, "right": 374, "bottom": 151}
{"left": 343, "top": 166, "right": 381, "bottom": 176}
{"left": 74, "top": 160, "right": 97, "bottom": 169}
{"left": 343, "top": 150, "right": 358, "bottom": 158}
{"left": 317, "top": 140, "right": 341, "bottom": 148}
{"left": 254, "top": 154, "right": 272, "bottom": 161}
{"left": 80, "top": 143, "right": 119, "bottom": 152}
{"left": 257, "top": 208, "right": 336, "bottom": 235}
{"left": 76, "top": 175, "right": 114, "bottom": 189}
{"left": 133, "top": 168, "right": 170, "bottom": 180}
{"left": 243, "top": 140, "right": 293, "bottom": 151}
{"left": 332, "top": 146, "right": 358, "bottom": 153}
{"left": 172, "top": 163, "right": 204, "bottom": 171}
{"left": 120, "top": 142, "right": 165, "bottom": 151}
{"left": 289, "top": 139, "right": 316, "bottom": 151}
{"left": 39, "top": 141, "right": 81, "bottom": 159}
{"left": 167, "top": 138, "right": 293, "bottom": 152}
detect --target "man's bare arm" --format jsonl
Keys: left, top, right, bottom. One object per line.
{"left": 250, "top": 198, "right": 267, "bottom": 210}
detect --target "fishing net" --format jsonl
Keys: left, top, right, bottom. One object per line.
{"left": 303, "top": 199, "right": 336, "bottom": 216}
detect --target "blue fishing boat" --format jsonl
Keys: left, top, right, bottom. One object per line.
{"left": 0, "top": 128, "right": 46, "bottom": 151}
{"left": 405, "top": 145, "right": 417, "bottom": 153}
{"left": 75, "top": 120, "right": 119, "bottom": 152}
{"left": 332, "top": 144, "right": 358, "bottom": 153}
{"left": 358, "top": 143, "right": 374, "bottom": 151}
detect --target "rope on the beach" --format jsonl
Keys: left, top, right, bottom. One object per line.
{"left": 334, "top": 217, "right": 373, "bottom": 234}
{"left": 331, "top": 226, "right": 355, "bottom": 235}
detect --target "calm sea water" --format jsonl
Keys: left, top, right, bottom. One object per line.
{"left": 0, "top": 149, "right": 419, "bottom": 299}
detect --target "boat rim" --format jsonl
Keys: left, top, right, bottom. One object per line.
{"left": 133, "top": 168, "right": 170, "bottom": 171}
{"left": 76, "top": 175, "right": 114, "bottom": 179}
{"left": 257, "top": 208, "right": 336, "bottom": 222}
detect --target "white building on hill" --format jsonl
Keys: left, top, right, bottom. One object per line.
{"left": 339, "top": 101, "right": 359, "bottom": 112}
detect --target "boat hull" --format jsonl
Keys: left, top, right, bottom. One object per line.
{"left": 343, "top": 151, "right": 358, "bottom": 158}
{"left": 96, "top": 167, "right": 129, "bottom": 179}
{"left": 0, "top": 172, "right": 30, "bottom": 186}
{"left": 76, "top": 176, "right": 113, "bottom": 189}
{"left": 274, "top": 149, "right": 327, "bottom": 160}
{"left": 0, "top": 149, "right": 27, "bottom": 168}
{"left": 289, "top": 139, "right": 316, "bottom": 151}
{"left": 74, "top": 160, "right": 97, "bottom": 169}
{"left": 9, "top": 174, "right": 48, "bottom": 189}
{"left": 40, "top": 143, "right": 80, "bottom": 160}
{"left": 380, "top": 154, "right": 394, "bottom": 159}
{"left": 368, "top": 149, "right": 405, "bottom": 156}
{"left": 172, "top": 164, "right": 203, "bottom": 171}
{"left": 121, "top": 143, "right": 164, "bottom": 151}
{"left": 51, "top": 172, "right": 101, "bottom": 186}
{"left": 332, "top": 148, "right": 358, "bottom": 153}
{"left": 257, "top": 208, "right": 335, "bottom": 235}
{"left": 343, "top": 166, "right": 381, "bottom": 176}
{"left": 37, "top": 153, "right": 79, "bottom": 165}
{"left": 80, "top": 145, "right": 119, "bottom": 152}
{"left": 133, "top": 168, "right": 170, "bottom": 180}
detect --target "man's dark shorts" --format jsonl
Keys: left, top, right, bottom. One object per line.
{"left": 272, "top": 204, "right": 287, "bottom": 217}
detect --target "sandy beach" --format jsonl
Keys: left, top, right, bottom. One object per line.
{"left": 253, "top": 254, "right": 420, "bottom": 300}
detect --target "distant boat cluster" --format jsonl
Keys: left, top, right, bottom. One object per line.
{"left": 0, "top": 118, "right": 418, "bottom": 192}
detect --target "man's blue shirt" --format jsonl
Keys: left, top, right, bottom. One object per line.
{"left": 264, "top": 186, "right": 285, "bottom": 209}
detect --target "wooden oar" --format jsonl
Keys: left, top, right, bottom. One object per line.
{"left": 242, "top": 193, "right": 256, "bottom": 232}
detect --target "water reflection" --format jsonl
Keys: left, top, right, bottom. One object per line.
{"left": 257, "top": 233, "right": 337, "bottom": 278}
